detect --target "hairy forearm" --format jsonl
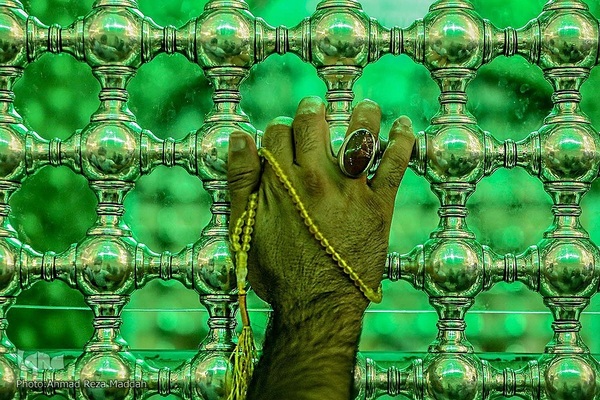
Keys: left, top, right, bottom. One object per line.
{"left": 247, "top": 299, "right": 365, "bottom": 400}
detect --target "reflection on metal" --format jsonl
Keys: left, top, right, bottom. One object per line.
{"left": 0, "top": 0, "right": 597, "bottom": 398}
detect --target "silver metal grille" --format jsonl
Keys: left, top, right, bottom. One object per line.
{"left": 0, "top": 0, "right": 598, "bottom": 398}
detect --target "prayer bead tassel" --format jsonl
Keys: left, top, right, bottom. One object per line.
{"left": 228, "top": 193, "right": 258, "bottom": 400}
{"left": 228, "top": 147, "right": 384, "bottom": 399}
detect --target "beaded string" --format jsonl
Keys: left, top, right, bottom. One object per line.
{"left": 258, "top": 147, "right": 383, "bottom": 304}
{"left": 231, "top": 193, "right": 258, "bottom": 301}
{"left": 228, "top": 193, "right": 258, "bottom": 400}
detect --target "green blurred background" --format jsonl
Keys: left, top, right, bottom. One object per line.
{"left": 8, "top": 0, "right": 600, "bottom": 361}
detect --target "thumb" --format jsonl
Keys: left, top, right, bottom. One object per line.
{"left": 370, "top": 116, "right": 415, "bottom": 203}
{"left": 227, "top": 131, "right": 261, "bottom": 237}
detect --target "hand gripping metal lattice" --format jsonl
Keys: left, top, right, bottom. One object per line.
{"left": 0, "top": 0, "right": 599, "bottom": 398}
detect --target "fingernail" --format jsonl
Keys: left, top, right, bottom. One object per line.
{"left": 230, "top": 132, "right": 246, "bottom": 151}
{"left": 297, "top": 96, "right": 325, "bottom": 114}
{"left": 397, "top": 116, "right": 412, "bottom": 129}
{"left": 266, "top": 116, "right": 293, "bottom": 130}
{"left": 358, "top": 99, "right": 381, "bottom": 114}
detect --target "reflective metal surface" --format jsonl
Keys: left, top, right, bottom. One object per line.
{"left": 0, "top": 0, "right": 599, "bottom": 398}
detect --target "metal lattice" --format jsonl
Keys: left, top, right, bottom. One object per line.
{"left": 0, "top": 0, "right": 598, "bottom": 398}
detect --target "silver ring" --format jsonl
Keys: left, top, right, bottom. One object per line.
{"left": 338, "top": 128, "right": 381, "bottom": 178}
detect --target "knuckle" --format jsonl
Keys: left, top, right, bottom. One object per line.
{"left": 377, "top": 147, "right": 411, "bottom": 192}
{"left": 387, "top": 143, "right": 411, "bottom": 169}
{"left": 383, "top": 165, "right": 407, "bottom": 190}
{"left": 392, "top": 150, "right": 411, "bottom": 168}
{"left": 350, "top": 100, "right": 381, "bottom": 134}
{"left": 263, "top": 119, "right": 292, "bottom": 154}
{"left": 300, "top": 168, "right": 327, "bottom": 197}
{"left": 293, "top": 111, "right": 322, "bottom": 128}
{"left": 294, "top": 126, "right": 319, "bottom": 154}
{"left": 227, "top": 166, "right": 258, "bottom": 191}
{"left": 354, "top": 114, "right": 379, "bottom": 133}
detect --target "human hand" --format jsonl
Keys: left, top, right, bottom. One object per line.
{"left": 227, "top": 97, "right": 415, "bottom": 316}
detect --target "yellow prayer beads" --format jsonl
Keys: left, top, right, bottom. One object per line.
{"left": 258, "top": 148, "right": 383, "bottom": 304}
{"left": 228, "top": 193, "right": 259, "bottom": 400}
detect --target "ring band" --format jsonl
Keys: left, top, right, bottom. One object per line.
{"left": 338, "top": 128, "right": 381, "bottom": 178}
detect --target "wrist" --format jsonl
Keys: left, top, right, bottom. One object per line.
{"left": 247, "top": 297, "right": 365, "bottom": 400}
{"left": 267, "top": 270, "right": 373, "bottom": 320}
{"left": 270, "top": 295, "right": 365, "bottom": 341}
{"left": 263, "top": 295, "right": 366, "bottom": 368}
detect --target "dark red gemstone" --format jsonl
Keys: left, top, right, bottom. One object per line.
{"left": 342, "top": 130, "right": 375, "bottom": 177}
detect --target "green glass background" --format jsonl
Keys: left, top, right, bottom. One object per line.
{"left": 7, "top": 0, "right": 600, "bottom": 372}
